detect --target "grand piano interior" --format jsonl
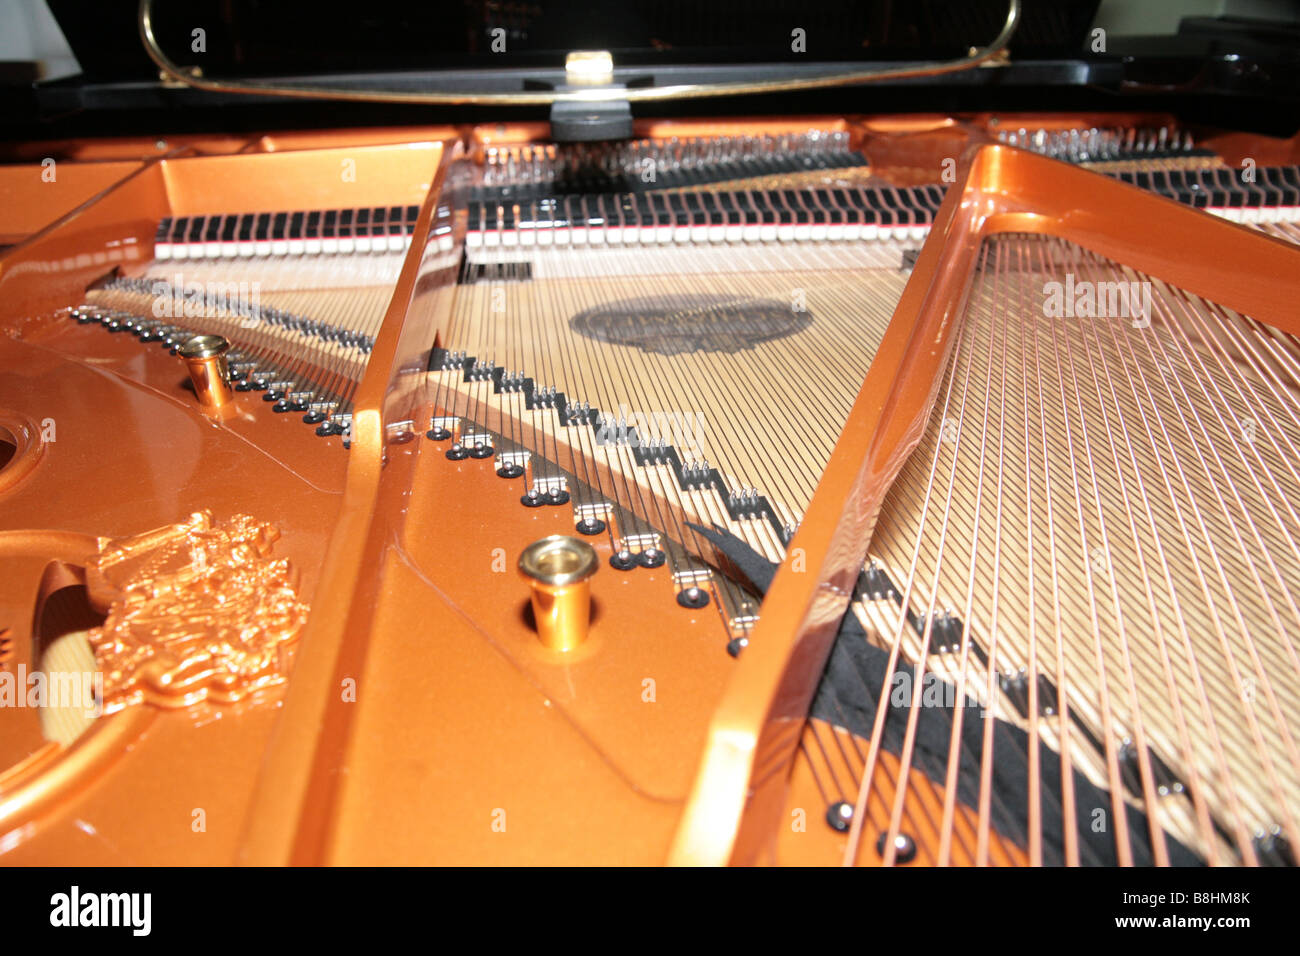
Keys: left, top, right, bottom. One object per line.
{"left": 1, "top": 0, "right": 1299, "bottom": 868}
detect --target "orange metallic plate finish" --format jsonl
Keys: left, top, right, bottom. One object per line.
{"left": 0, "top": 163, "right": 167, "bottom": 320}
{"left": 1197, "top": 128, "right": 1300, "bottom": 168}
{"left": 0, "top": 126, "right": 464, "bottom": 164}
{"left": 0, "top": 138, "right": 443, "bottom": 316}
{"left": 1, "top": 698, "right": 278, "bottom": 865}
{"left": 0, "top": 161, "right": 144, "bottom": 246}
{"left": 235, "top": 144, "right": 458, "bottom": 865}
{"left": 0, "top": 326, "right": 344, "bottom": 861}
{"left": 157, "top": 142, "right": 440, "bottom": 217}
{"left": 316, "top": 438, "right": 732, "bottom": 864}
{"left": 0, "top": 127, "right": 459, "bottom": 245}
{"left": 396, "top": 440, "right": 734, "bottom": 798}
{"left": 0, "top": 411, "right": 48, "bottom": 497}
{"left": 0, "top": 327, "right": 346, "bottom": 539}
{"left": 0, "top": 133, "right": 456, "bottom": 861}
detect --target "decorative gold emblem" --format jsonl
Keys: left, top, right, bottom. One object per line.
{"left": 85, "top": 511, "right": 307, "bottom": 712}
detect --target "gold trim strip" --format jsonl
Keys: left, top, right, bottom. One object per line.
{"left": 139, "top": 0, "right": 1020, "bottom": 107}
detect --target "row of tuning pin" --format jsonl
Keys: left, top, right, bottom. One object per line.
{"left": 997, "top": 125, "right": 1195, "bottom": 162}
{"left": 483, "top": 130, "right": 853, "bottom": 186}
